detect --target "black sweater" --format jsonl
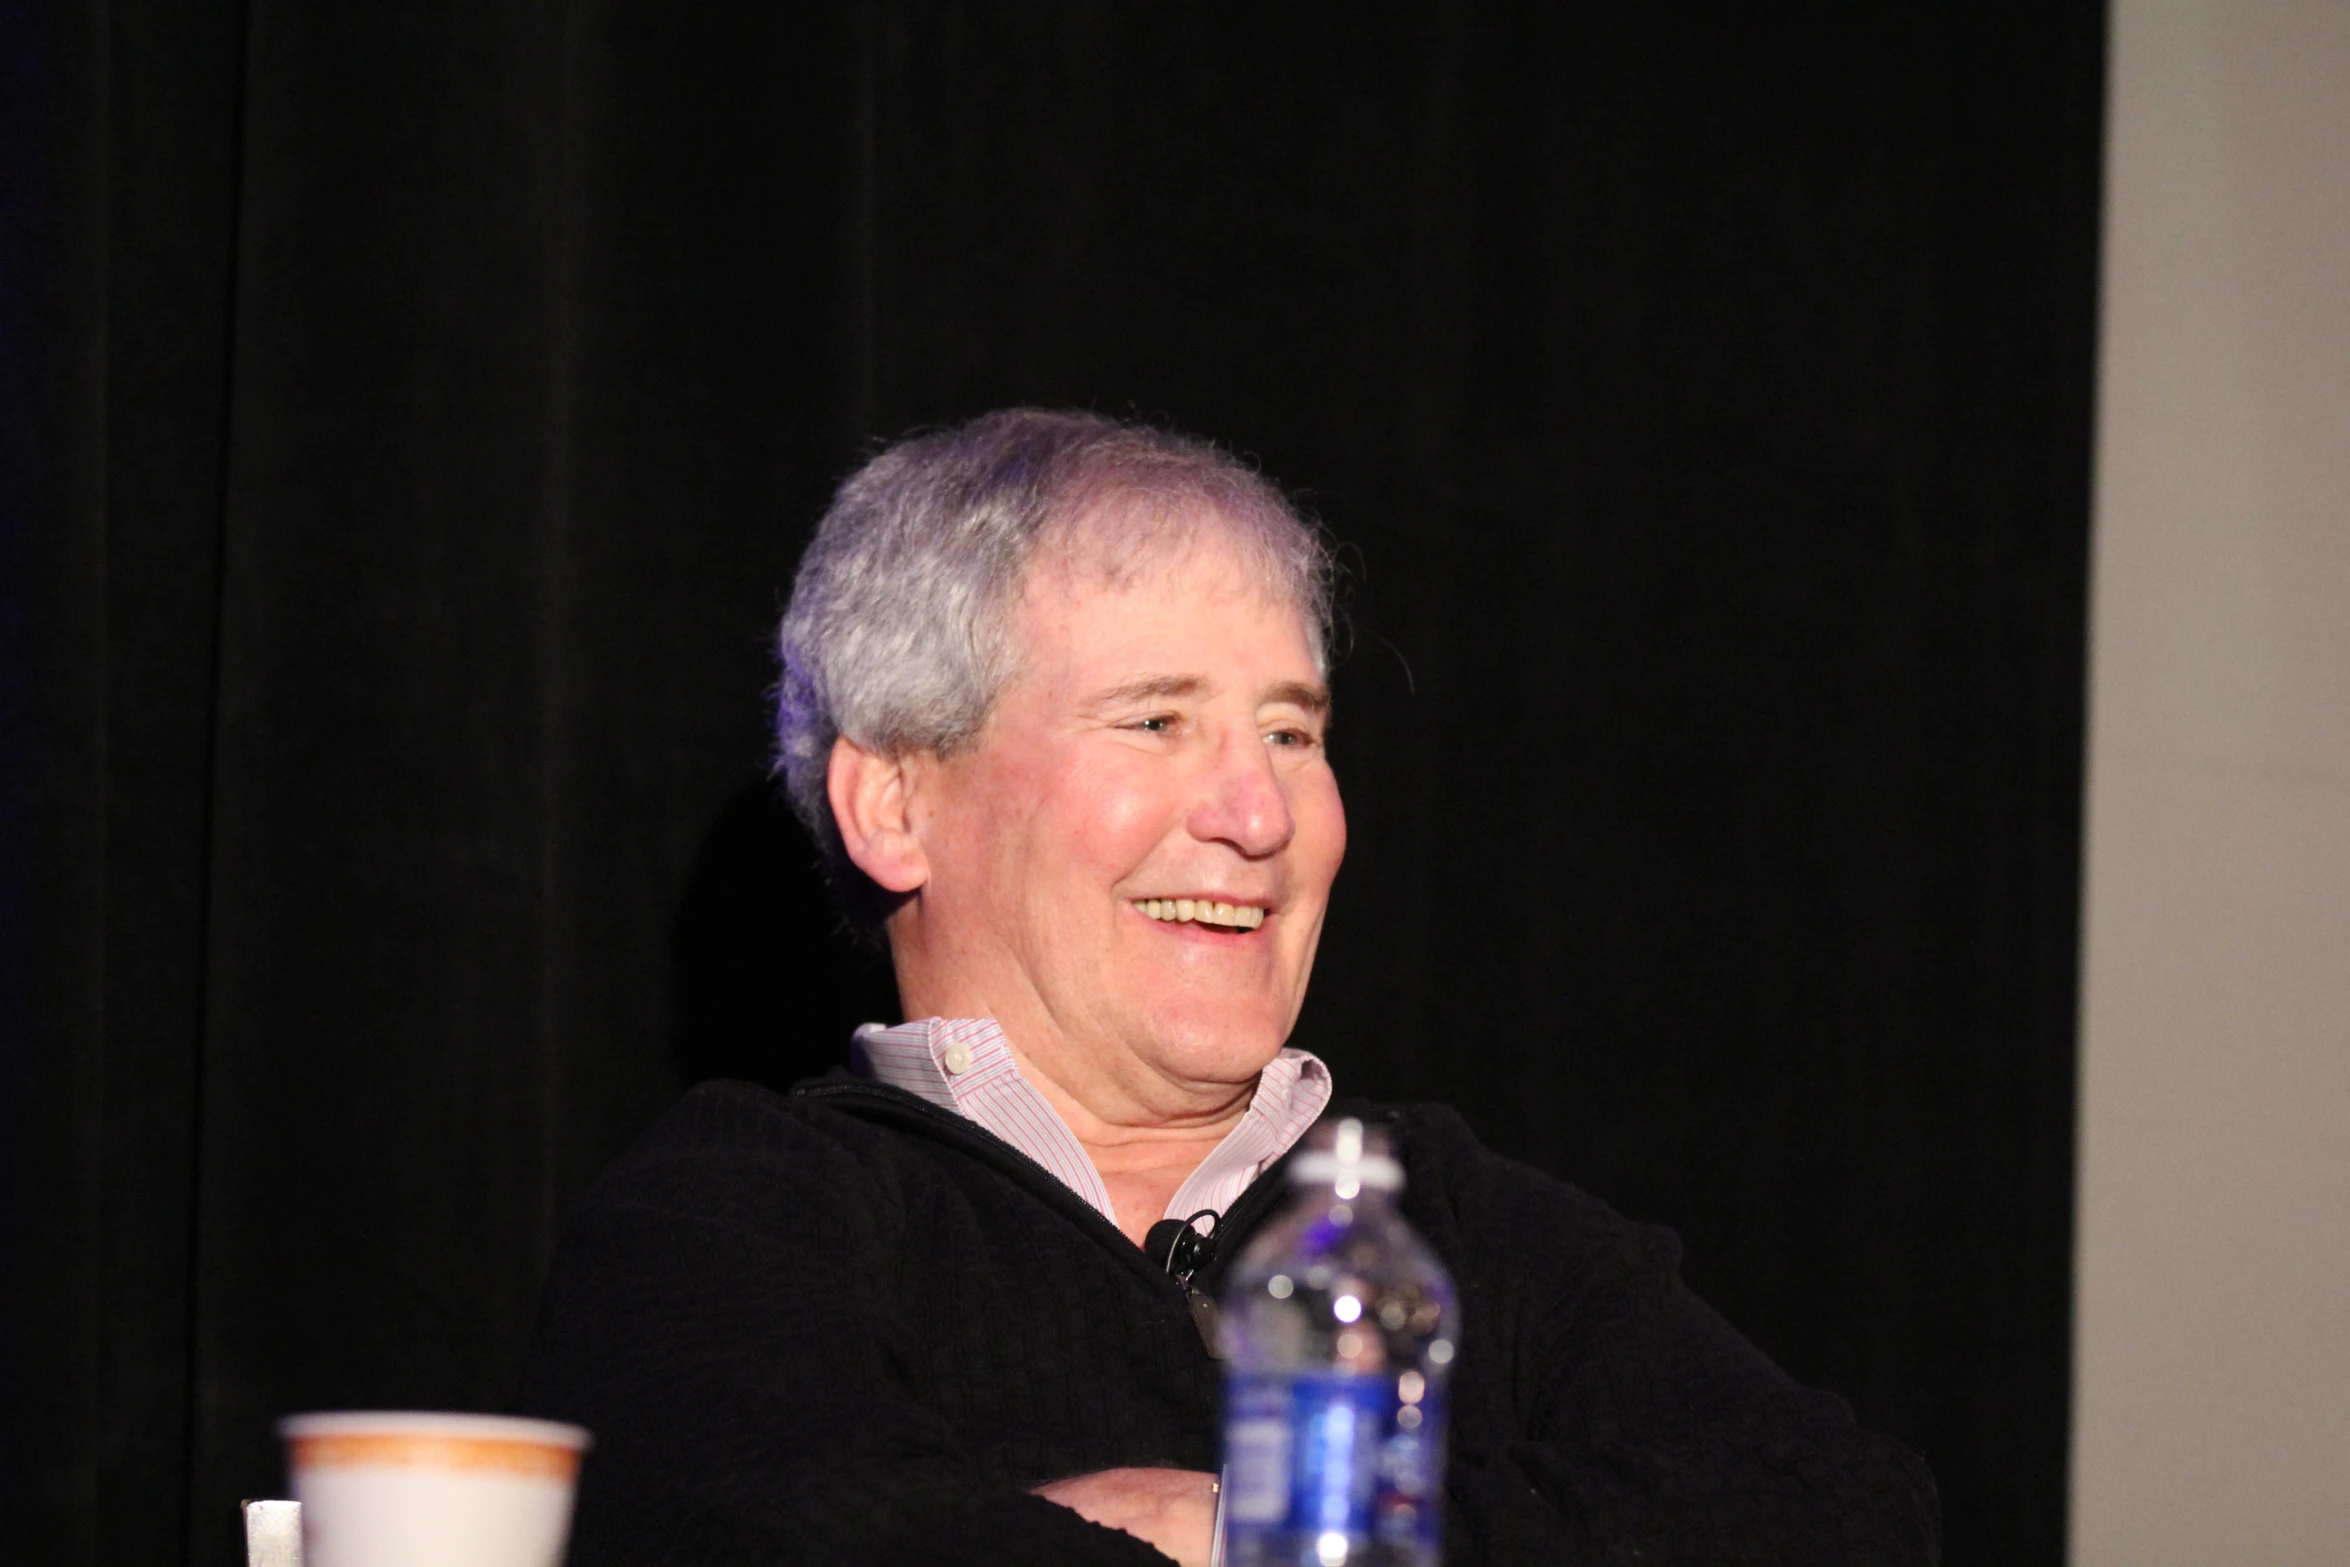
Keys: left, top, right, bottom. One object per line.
{"left": 513, "top": 1078, "right": 1938, "bottom": 1565}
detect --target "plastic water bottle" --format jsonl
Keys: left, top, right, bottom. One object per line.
{"left": 1219, "top": 1118, "right": 1458, "bottom": 1567}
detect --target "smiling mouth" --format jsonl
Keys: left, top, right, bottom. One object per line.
{"left": 1133, "top": 898, "right": 1267, "bottom": 932}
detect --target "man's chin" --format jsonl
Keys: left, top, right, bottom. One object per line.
{"left": 1131, "top": 1014, "right": 1291, "bottom": 1093}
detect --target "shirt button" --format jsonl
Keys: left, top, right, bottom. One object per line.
{"left": 942, "top": 1040, "right": 974, "bottom": 1075}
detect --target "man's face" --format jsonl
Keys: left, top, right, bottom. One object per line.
{"left": 902, "top": 521, "right": 1346, "bottom": 1105}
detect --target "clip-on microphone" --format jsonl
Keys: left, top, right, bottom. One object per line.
{"left": 1146, "top": 1209, "right": 1226, "bottom": 1356}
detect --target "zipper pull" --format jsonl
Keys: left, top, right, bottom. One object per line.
{"left": 1186, "top": 1283, "right": 1224, "bottom": 1359}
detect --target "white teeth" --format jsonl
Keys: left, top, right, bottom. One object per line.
{"left": 1134, "top": 899, "right": 1267, "bottom": 930}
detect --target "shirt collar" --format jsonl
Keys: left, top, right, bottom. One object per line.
{"left": 849, "top": 1016, "right": 1334, "bottom": 1226}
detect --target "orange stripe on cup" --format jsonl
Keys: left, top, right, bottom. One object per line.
{"left": 288, "top": 1432, "right": 582, "bottom": 1481}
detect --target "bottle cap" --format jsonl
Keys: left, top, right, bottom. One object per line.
{"left": 1289, "top": 1117, "right": 1403, "bottom": 1191}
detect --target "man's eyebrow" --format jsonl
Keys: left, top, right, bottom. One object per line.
{"left": 1262, "top": 679, "right": 1332, "bottom": 714}
{"left": 1084, "top": 674, "right": 1331, "bottom": 713}
{"left": 1087, "top": 674, "right": 1208, "bottom": 710}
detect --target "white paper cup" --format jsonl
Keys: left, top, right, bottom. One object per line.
{"left": 281, "top": 1411, "right": 591, "bottom": 1567}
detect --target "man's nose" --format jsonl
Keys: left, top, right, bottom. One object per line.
{"left": 1188, "top": 727, "right": 1296, "bottom": 857}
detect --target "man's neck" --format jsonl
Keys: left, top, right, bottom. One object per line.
{"left": 854, "top": 1014, "right": 1329, "bottom": 1251}
{"left": 1000, "top": 1034, "right": 1255, "bottom": 1246}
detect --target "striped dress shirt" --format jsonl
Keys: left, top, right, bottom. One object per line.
{"left": 850, "top": 1016, "right": 1333, "bottom": 1233}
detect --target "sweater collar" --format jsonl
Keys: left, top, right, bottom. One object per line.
{"left": 849, "top": 1017, "right": 1333, "bottom": 1231}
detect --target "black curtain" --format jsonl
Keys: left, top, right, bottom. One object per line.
{"left": 2, "top": 5, "right": 2104, "bottom": 1565}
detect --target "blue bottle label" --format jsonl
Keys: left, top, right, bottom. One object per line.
{"left": 1223, "top": 1371, "right": 1443, "bottom": 1563}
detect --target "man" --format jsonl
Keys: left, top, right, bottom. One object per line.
{"left": 515, "top": 410, "right": 1938, "bottom": 1565}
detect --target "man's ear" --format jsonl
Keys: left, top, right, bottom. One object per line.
{"left": 827, "top": 736, "right": 930, "bottom": 895}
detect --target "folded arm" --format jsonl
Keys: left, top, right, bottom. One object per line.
{"left": 513, "top": 1136, "right": 1178, "bottom": 1567}
{"left": 1401, "top": 1106, "right": 1941, "bottom": 1566}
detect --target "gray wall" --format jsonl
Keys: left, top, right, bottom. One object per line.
{"left": 2071, "top": 2, "right": 2350, "bottom": 1562}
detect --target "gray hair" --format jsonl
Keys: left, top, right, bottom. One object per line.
{"left": 775, "top": 408, "right": 1334, "bottom": 920}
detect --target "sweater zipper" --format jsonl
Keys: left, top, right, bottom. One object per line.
{"left": 1165, "top": 1165, "right": 1298, "bottom": 1359}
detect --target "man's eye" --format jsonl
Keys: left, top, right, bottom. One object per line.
{"left": 1132, "top": 715, "right": 1175, "bottom": 734}
{"left": 1266, "top": 727, "right": 1317, "bottom": 749}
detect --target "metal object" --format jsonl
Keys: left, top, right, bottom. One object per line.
{"left": 243, "top": 1499, "right": 303, "bottom": 1567}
